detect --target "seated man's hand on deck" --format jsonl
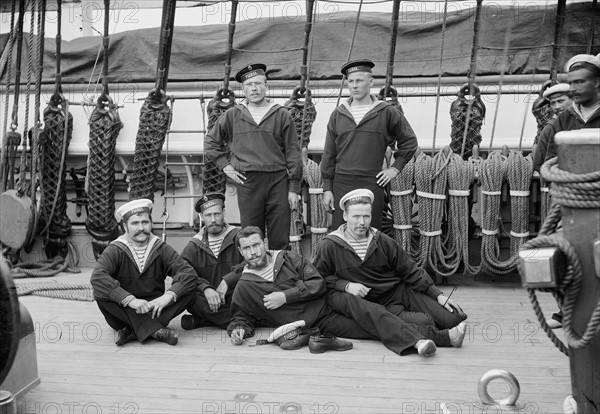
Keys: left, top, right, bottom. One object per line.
{"left": 129, "top": 298, "right": 152, "bottom": 314}
{"left": 345, "top": 282, "right": 371, "bottom": 298}
{"left": 263, "top": 292, "right": 286, "bottom": 310}
{"left": 230, "top": 328, "right": 245, "bottom": 345}
{"left": 204, "top": 288, "right": 223, "bottom": 312}
{"left": 149, "top": 294, "right": 174, "bottom": 319}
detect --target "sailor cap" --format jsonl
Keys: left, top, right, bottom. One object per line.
{"left": 340, "top": 59, "right": 375, "bottom": 76}
{"left": 339, "top": 188, "right": 374, "bottom": 210}
{"left": 195, "top": 192, "right": 226, "bottom": 213}
{"left": 115, "top": 199, "right": 153, "bottom": 223}
{"left": 235, "top": 63, "right": 267, "bottom": 83}
{"left": 564, "top": 54, "right": 600, "bottom": 76}
{"left": 542, "top": 83, "right": 570, "bottom": 99}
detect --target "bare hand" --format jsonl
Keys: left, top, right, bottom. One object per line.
{"left": 216, "top": 280, "right": 228, "bottom": 303}
{"left": 149, "top": 294, "right": 173, "bottom": 319}
{"left": 288, "top": 192, "right": 300, "bottom": 211}
{"left": 376, "top": 167, "right": 399, "bottom": 187}
{"left": 437, "top": 294, "right": 467, "bottom": 319}
{"left": 223, "top": 164, "right": 246, "bottom": 185}
{"left": 301, "top": 147, "right": 308, "bottom": 164}
{"left": 204, "top": 288, "right": 222, "bottom": 312}
{"left": 231, "top": 327, "right": 246, "bottom": 345}
{"left": 345, "top": 282, "right": 371, "bottom": 298}
{"left": 322, "top": 191, "right": 335, "bottom": 213}
{"left": 129, "top": 298, "right": 152, "bottom": 314}
{"left": 263, "top": 292, "right": 287, "bottom": 310}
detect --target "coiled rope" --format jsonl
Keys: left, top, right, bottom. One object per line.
{"left": 128, "top": 0, "right": 176, "bottom": 201}
{"left": 85, "top": 0, "right": 124, "bottom": 258}
{"left": 389, "top": 155, "right": 415, "bottom": 255}
{"left": 39, "top": 0, "right": 74, "bottom": 260}
{"left": 304, "top": 158, "right": 328, "bottom": 261}
{"left": 203, "top": 0, "right": 239, "bottom": 195}
{"left": 480, "top": 150, "right": 532, "bottom": 275}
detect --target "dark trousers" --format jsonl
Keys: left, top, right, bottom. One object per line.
{"left": 187, "top": 288, "right": 234, "bottom": 330}
{"left": 332, "top": 174, "right": 385, "bottom": 230}
{"left": 380, "top": 284, "right": 466, "bottom": 330}
{"left": 318, "top": 292, "right": 451, "bottom": 356}
{"left": 236, "top": 170, "right": 290, "bottom": 250}
{"left": 97, "top": 293, "right": 195, "bottom": 342}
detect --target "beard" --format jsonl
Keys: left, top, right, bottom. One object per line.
{"left": 206, "top": 223, "right": 224, "bottom": 235}
{"left": 246, "top": 254, "right": 268, "bottom": 269}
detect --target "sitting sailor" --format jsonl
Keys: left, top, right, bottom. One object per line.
{"left": 91, "top": 199, "right": 197, "bottom": 346}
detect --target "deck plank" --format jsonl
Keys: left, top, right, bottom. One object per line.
{"left": 10, "top": 270, "right": 571, "bottom": 414}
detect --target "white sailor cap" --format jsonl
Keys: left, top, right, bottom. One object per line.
{"left": 339, "top": 188, "right": 374, "bottom": 211}
{"left": 267, "top": 320, "right": 306, "bottom": 344}
{"left": 542, "top": 83, "right": 570, "bottom": 99}
{"left": 115, "top": 199, "right": 153, "bottom": 223}
{"left": 564, "top": 54, "right": 600, "bottom": 76}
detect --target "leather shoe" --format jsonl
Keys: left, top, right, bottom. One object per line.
{"left": 115, "top": 327, "right": 137, "bottom": 346}
{"left": 308, "top": 335, "right": 353, "bottom": 354}
{"left": 280, "top": 327, "right": 320, "bottom": 350}
{"left": 181, "top": 314, "right": 209, "bottom": 330}
{"left": 154, "top": 328, "right": 178, "bottom": 346}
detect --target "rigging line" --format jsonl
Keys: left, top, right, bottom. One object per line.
{"left": 586, "top": 0, "right": 597, "bottom": 54}
{"left": 335, "top": 0, "right": 364, "bottom": 107}
{"left": 300, "top": 0, "right": 317, "bottom": 147}
{"left": 488, "top": 2, "right": 517, "bottom": 152}
{"left": 2, "top": 0, "right": 17, "bottom": 136}
{"left": 300, "top": 0, "right": 316, "bottom": 91}
{"left": 232, "top": 47, "right": 305, "bottom": 53}
{"left": 383, "top": 0, "right": 401, "bottom": 100}
{"left": 550, "top": 0, "right": 566, "bottom": 83}
{"left": 517, "top": 0, "right": 551, "bottom": 151}
{"left": 223, "top": 0, "right": 239, "bottom": 91}
{"left": 34, "top": 0, "right": 46, "bottom": 127}
{"left": 431, "top": 0, "right": 449, "bottom": 156}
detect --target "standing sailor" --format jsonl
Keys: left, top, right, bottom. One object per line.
{"left": 321, "top": 59, "right": 418, "bottom": 230}
{"left": 204, "top": 63, "right": 303, "bottom": 250}
{"left": 91, "top": 199, "right": 197, "bottom": 346}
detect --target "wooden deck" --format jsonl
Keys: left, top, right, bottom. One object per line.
{"left": 11, "top": 269, "right": 570, "bottom": 414}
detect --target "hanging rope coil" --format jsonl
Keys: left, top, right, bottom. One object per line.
{"left": 480, "top": 150, "right": 532, "bottom": 275}
{"left": 449, "top": 83, "right": 486, "bottom": 160}
{"left": 304, "top": 158, "right": 327, "bottom": 261}
{"left": 389, "top": 155, "right": 415, "bottom": 254}
{"left": 413, "top": 148, "right": 455, "bottom": 275}
{"left": 85, "top": 0, "right": 123, "bottom": 258}
{"left": 447, "top": 153, "right": 480, "bottom": 275}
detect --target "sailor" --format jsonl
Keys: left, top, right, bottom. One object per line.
{"left": 91, "top": 199, "right": 197, "bottom": 346}
{"left": 321, "top": 59, "right": 418, "bottom": 230}
{"left": 314, "top": 189, "right": 467, "bottom": 330}
{"left": 204, "top": 63, "right": 303, "bottom": 250}
{"left": 532, "top": 83, "right": 572, "bottom": 173}
{"left": 179, "top": 192, "right": 244, "bottom": 330}
{"left": 543, "top": 54, "right": 600, "bottom": 163}
{"left": 227, "top": 226, "right": 467, "bottom": 357}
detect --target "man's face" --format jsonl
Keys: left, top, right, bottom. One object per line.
{"left": 568, "top": 68, "right": 600, "bottom": 106}
{"left": 242, "top": 75, "right": 268, "bottom": 104}
{"left": 238, "top": 233, "right": 268, "bottom": 268}
{"left": 343, "top": 203, "right": 372, "bottom": 239}
{"left": 201, "top": 204, "right": 225, "bottom": 235}
{"left": 124, "top": 213, "right": 152, "bottom": 244}
{"left": 347, "top": 72, "right": 373, "bottom": 101}
{"left": 549, "top": 95, "right": 572, "bottom": 115}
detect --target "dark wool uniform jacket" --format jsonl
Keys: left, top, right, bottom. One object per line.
{"left": 180, "top": 226, "right": 243, "bottom": 292}
{"left": 91, "top": 238, "right": 198, "bottom": 303}
{"left": 544, "top": 104, "right": 600, "bottom": 163}
{"left": 320, "top": 97, "right": 418, "bottom": 191}
{"left": 314, "top": 226, "right": 442, "bottom": 302}
{"left": 204, "top": 102, "right": 303, "bottom": 193}
{"left": 226, "top": 251, "right": 328, "bottom": 337}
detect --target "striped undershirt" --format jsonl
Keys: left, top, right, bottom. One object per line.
{"left": 243, "top": 251, "right": 282, "bottom": 282}
{"left": 346, "top": 238, "right": 369, "bottom": 261}
{"left": 207, "top": 233, "right": 225, "bottom": 257}
{"left": 350, "top": 104, "right": 372, "bottom": 124}
{"left": 247, "top": 104, "right": 271, "bottom": 124}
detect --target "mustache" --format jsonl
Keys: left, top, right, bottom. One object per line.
{"left": 133, "top": 230, "right": 152, "bottom": 236}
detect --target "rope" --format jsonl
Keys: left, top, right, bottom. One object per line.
{"left": 335, "top": 0, "right": 364, "bottom": 107}
{"left": 0, "top": 0, "right": 17, "bottom": 193}
{"left": 304, "top": 158, "right": 328, "bottom": 261}
{"left": 11, "top": 239, "right": 80, "bottom": 278}
{"left": 431, "top": 0, "right": 449, "bottom": 154}
{"left": 449, "top": 84, "right": 486, "bottom": 160}
{"left": 479, "top": 150, "right": 532, "bottom": 275}
{"left": 389, "top": 155, "right": 416, "bottom": 255}
{"left": 542, "top": 157, "right": 600, "bottom": 209}
{"left": 85, "top": 0, "right": 123, "bottom": 259}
